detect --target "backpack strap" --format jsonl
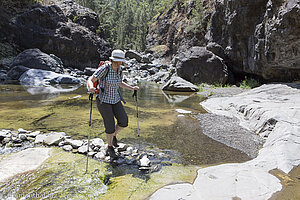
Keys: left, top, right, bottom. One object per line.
{"left": 118, "top": 66, "right": 126, "bottom": 104}
{"left": 97, "top": 64, "right": 110, "bottom": 104}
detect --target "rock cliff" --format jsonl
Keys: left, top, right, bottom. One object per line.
{"left": 207, "top": 0, "right": 300, "bottom": 81}
{"left": 147, "top": 0, "right": 300, "bottom": 82}
{"left": 0, "top": 0, "right": 111, "bottom": 70}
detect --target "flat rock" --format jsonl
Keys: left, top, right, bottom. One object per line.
{"left": 62, "top": 145, "right": 73, "bottom": 151}
{"left": 0, "top": 148, "right": 51, "bottom": 182}
{"left": 162, "top": 76, "right": 199, "bottom": 92}
{"left": 138, "top": 155, "right": 151, "bottom": 167}
{"left": 26, "top": 131, "right": 40, "bottom": 137}
{"left": 65, "top": 139, "right": 83, "bottom": 149}
{"left": 94, "top": 152, "right": 106, "bottom": 160}
{"left": 78, "top": 145, "right": 92, "bottom": 154}
{"left": 151, "top": 83, "right": 300, "bottom": 200}
{"left": 34, "top": 134, "right": 47, "bottom": 144}
{"left": 175, "top": 109, "right": 192, "bottom": 114}
{"left": 43, "top": 132, "right": 65, "bottom": 146}
{"left": 91, "top": 138, "right": 104, "bottom": 148}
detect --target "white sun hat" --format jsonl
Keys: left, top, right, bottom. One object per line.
{"left": 109, "top": 49, "right": 126, "bottom": 62}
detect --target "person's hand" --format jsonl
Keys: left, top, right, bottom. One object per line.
{"left": 88, "top": 87, "right": 96, "bottom": 94}
{"left": 133, "top": 86, "right": 139, "bottom": 90}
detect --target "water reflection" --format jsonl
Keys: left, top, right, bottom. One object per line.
{"left": 0, "top": 83, "right": 250, "bottom": 166}
{"left": 22, "top": 84, "right": 81, "bottom": 95}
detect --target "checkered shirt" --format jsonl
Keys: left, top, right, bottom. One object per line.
{"left": 93, "top": 63, "right": 122, "bottom": 104}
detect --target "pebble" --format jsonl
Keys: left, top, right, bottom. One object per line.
{"left": 63, "top": 145, "right": 73, "bottom": 151}
{"left": 0, "top": 128, "right": 170, "bottom": 172}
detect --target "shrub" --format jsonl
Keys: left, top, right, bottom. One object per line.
{"left": 240, "top": 77, "right": 260, "bottom": 89}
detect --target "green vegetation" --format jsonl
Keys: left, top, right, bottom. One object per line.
{"left": 186, "top": 0, "right": 205, "bottom": 34}
{"left": 239, "top": 77, "right": 260, "bottom": 89}
{"left": 73, "top": 0, "right": 194, "bottom": 51}
{"left": 197, "top": 82, "right": 232, "bottom": 92}
{"left": 0, "top": 148, "right": 198, "bottom": 200}
{"left": 0, "top": 42, "right": 19, "bottom": 66}
{"left": 0, "top": 42, "right": 18, "bottom": 60}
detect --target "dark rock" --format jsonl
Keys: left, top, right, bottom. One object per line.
{"left": 207, "top": 0, "right": 300, "bottom": 81}
{"left": 146, "top": 1, "right": 212, "bottom": 58}
{"left": 49, "top": 76, "right": 80, "bottom": 84}
{"left": 162, "top": 76, "right": 199, "bottom": 92}
{"left": 148, "top": 67, "right": 159, "bottom": 75}
{"left": 6, "top": 66, "right": 29, "bottom": 80}
{"left": 176, "top": 46, "right": 228, "bottom": 84}
{"left": 0, "top": 72, "right": 7, "bottom": 82}
{"left": 206, "top": 42, "right": 225, "bottom": 59}
{"left": 84, "top": 67, "right": 96, "bottom": 76}
{"left": 126, "top": 50, "right": 143, "bottom": 62}
{"left": 10, "top": 49, "right": 64, "bottom": 73}
{"left": 58, "top": 0, "right": 100, "bottom": 33}
{"left": 125, "top": 50, "right": 151, "bottom": 64}
{"left": 4, "top": 4, "right": 111, "bottom": 70}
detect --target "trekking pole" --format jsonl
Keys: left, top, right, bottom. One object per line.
{"left": 85, "top": 93, "right": 93, "bottom": 174}
{"left": 132, "top": 90, "right": 140, "bottom": 148}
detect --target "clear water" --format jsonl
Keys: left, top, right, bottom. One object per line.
{"left": 0, "top": 82, "right": 251, "bottom": 199}
{"left": 0, "top": 82, "right": 250, "bottom": 165}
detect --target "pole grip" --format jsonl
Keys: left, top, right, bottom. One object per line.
{"left": 89, "top": 93, "right": 93, "bottom": 101}
{"left": 132, "top": 90, "right": 137, "bottom": 101}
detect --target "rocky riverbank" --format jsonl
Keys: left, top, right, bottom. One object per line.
{"left": 0, "top": 127, "right": 173, "bottom": 183}
{"left": 150, "top": 83, "right": 300, "bottom": 200}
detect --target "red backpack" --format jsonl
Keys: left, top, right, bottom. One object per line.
{"left": 94, "top": 61, "right": 111, "bottom": 94}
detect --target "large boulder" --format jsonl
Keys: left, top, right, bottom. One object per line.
{"left": 5, "top": 4, "right": 111, "bottom": 70}
{"left": 58, "top": 0, "right": 100, "bottom": 33}
{"left": 176, "top": 46, "right": 228, "bottom": 84}
{"left": 125, "top": 50, "right": 151, "bottom": 63}
{"left": 10, "top": 49, "right": 63, "bottom": 73}
{"left": 162, "top": 76, "right": 199, "bottom": 92}
{"left": 6, "top": 65, "right": 29, "bottom": 80}
{"left": 207, "top": 0, "right": 300, "bottom": 81}
{"left": 19, "top": 68, "right": 81, "bottom": 86}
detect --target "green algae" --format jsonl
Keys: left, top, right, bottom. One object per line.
{"left": 0, "top": 84, "right": 250, "bottom": 166}
{"left": 0, "top": 147, "right": 198, "bottom": 200}
{"left": 0, "top": 148, "right": 108, "bottom": 199}
{"left": 0, "top": 83, "right": 255, "bottom": 199}
{"left": 100, "top": 164, "right": 198, "bottom": 200}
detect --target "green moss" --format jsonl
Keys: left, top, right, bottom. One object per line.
{"left": 0, "top": 148, "right": 108, "bottom": 199}
{"left": 239, "top": 77, "right": 260, "bottom": 89}
{"left": 0, "top": 42, "right": 19, "bottom": 60}
{"left": 98, "top": 164, "right": 198, "bottom": 200}
{"left": 0, "top": 85, "right": 175, "bottom": 141}
{"left": 0, "top": 148, "right": 199, "bottom": 200}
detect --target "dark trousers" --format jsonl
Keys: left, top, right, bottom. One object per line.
{"left": 96, "top": 99, "right": 128, "bottom": 134}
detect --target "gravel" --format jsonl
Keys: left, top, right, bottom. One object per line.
{"left": 196, "top": 85, "right": 264, "bottom": 158}
{"left": 194, "top": 113, "right": 264, "bottom": 158}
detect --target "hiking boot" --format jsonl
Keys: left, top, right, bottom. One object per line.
{"left": 112, "top": 136, "right": 119, "bottom": 147}
{"left": 107, "top": 146, "right": 118, "bottom": 159}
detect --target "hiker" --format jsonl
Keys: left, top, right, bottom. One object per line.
{"left": 87, "top": 49, "right": 139, "bottom": 159}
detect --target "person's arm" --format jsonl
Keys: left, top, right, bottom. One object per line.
{"left": 87, "top": 76, "right": 98, "bottom": 93}
{"left": 120, "top": 81, "right": 139, "bottom": 91}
